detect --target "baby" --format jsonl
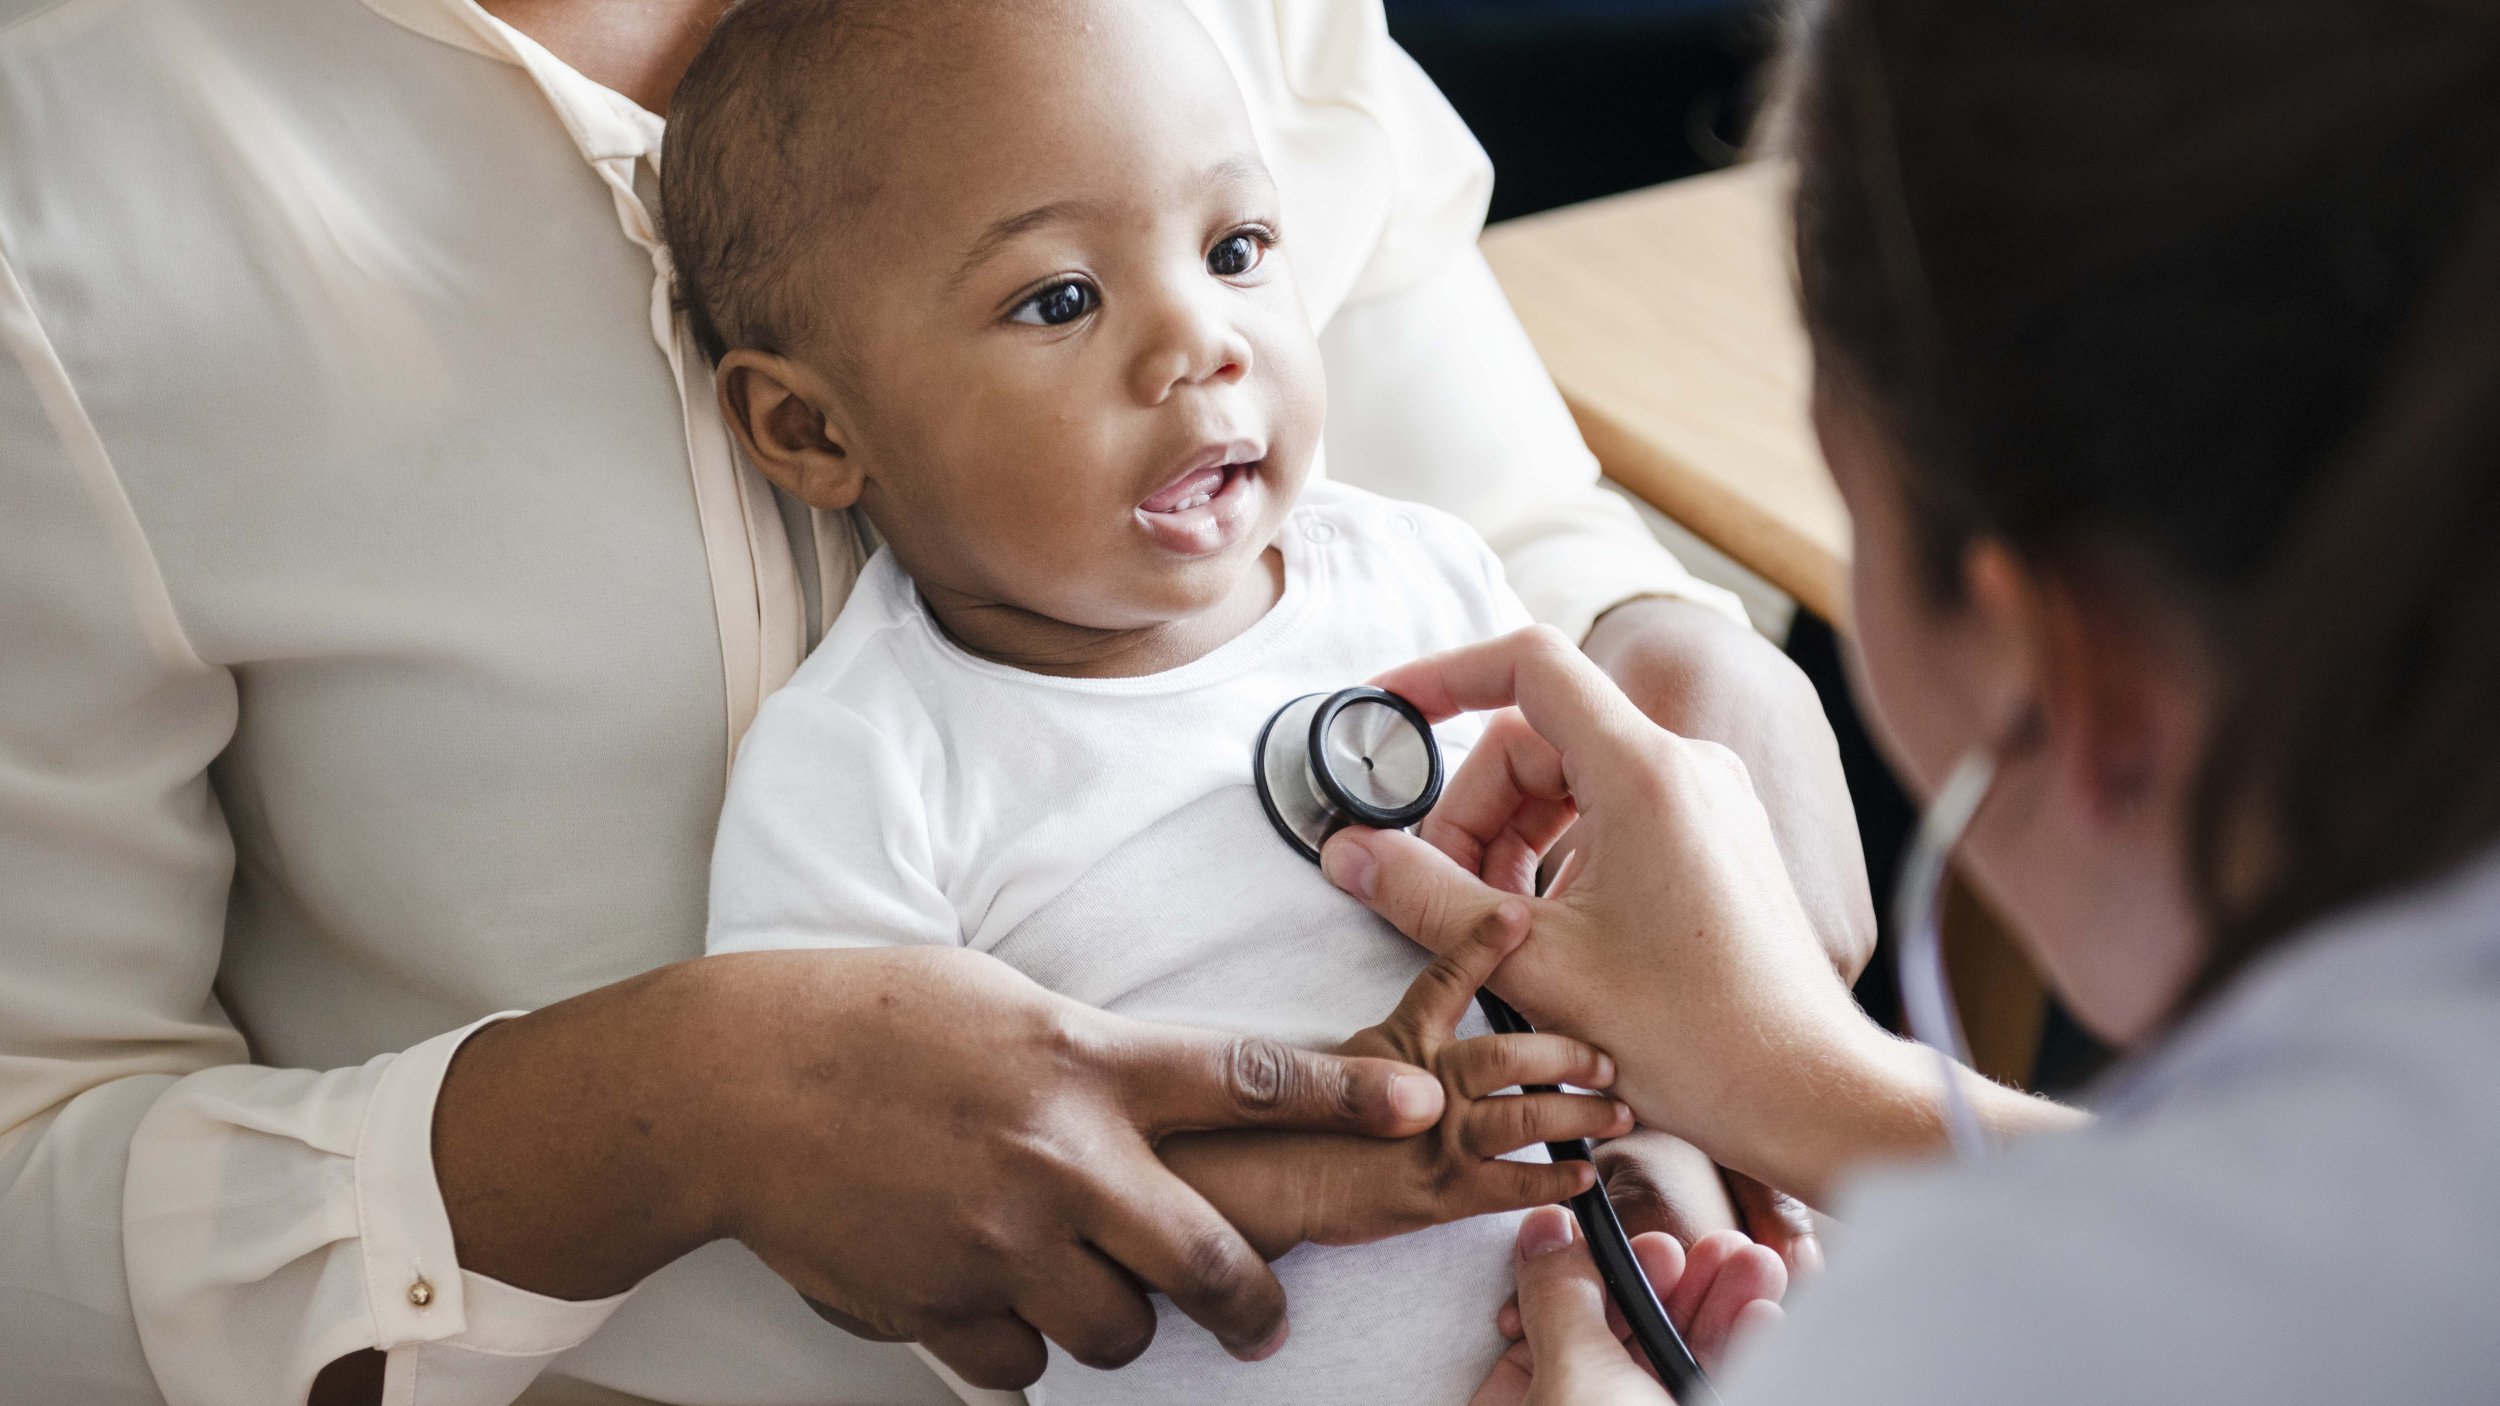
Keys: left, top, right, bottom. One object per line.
{"left": 672, "top": 1, "right": 1629, "bottom": 1400}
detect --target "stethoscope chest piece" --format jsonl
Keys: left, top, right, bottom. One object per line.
{"left": 1255, "top": 687, "right": 1444, "bottom": 862}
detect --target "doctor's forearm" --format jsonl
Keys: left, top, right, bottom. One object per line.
{"left": 1736, "top": 1023, "right": 2089, "bottom": 1208}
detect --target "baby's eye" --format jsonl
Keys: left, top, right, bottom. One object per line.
{"left": 1009, "top": 279, "right": 1099, "bottom": 327}
{"left": 1208, "top": 232, "right": 1266, "bottom": 279}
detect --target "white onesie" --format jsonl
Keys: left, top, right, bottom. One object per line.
{"left": 707, "top": 478, "right": 1533, "bottom": 1405}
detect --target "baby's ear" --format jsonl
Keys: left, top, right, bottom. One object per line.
{"left": 715, "top": 350, "right": 863, "bottom": 510}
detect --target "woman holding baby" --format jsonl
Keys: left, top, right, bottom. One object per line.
{"left": 1322, "top": 0, "right": 2500, "bottom": 1401}
{"left": 0, "top": 1, "right": 1856, "bottom": 1404}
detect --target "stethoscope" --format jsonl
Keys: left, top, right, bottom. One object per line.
{"left": 1255, "top": 686, "right": 1720, "bottom": 1403}
{"left": 1257, "top": 685, "right": 2012, "bottom": 1399}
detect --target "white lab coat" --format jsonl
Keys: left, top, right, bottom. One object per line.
{"left": 0, "top": 0, "right": 1741, "bottom": 1403}
{"left": 1727, "top": 845, "right": 2500, "bottom": 1405}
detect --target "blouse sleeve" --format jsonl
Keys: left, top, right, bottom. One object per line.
{"left": 1217, "top": 0, "right": 1751, "bottom": 643}
{"left": 0, "top": 252, "right": 623, "bottom": 1406}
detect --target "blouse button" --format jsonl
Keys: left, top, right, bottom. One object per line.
{"left": 1390, "top": 513, "right": 1420, "bottom": 538}
{"left": 408, "top": 1277, "right": 435, "bottom": 1309}
{"left": 1303, "top": 520, "right": 1339, "bottom": 544}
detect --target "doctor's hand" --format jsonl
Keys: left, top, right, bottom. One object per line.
{"left": 1470, "top": 1206, "right": 1786, "bottom": 1406}
{"left": 1322, "top": 626, "right": 1921, "bottom": 1207}
{"left": 431, "top": 945, "right": 1453, "bottom": 1392}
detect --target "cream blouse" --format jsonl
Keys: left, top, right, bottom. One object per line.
{"left": 0, "top": 0, "right": 1742, "bottom": 1403}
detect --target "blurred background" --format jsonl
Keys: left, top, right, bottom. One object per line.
{"left": 1387, "top": 0, "right": 1775, "bottom": 221}
{"left": 1388, "top": 0, "right": 2112, "bottom": 1093}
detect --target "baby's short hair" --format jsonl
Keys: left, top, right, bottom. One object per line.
{"left": 660, "top": 0, "right": 924, "bottom": 365}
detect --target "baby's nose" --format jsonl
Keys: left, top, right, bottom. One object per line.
{"left": 1131, "top": 298, "right": 1253, "bottom": 403}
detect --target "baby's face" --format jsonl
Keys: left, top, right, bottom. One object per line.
{"left": 760, "top": 0, "right": 1323, "bottom": 643}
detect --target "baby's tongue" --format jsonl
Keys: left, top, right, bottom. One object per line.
{"left": 1142, "top": 465, "right": 1224, "bottom": 513}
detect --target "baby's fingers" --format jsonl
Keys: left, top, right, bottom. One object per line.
{"left": 1444, "top": 1156, "right": 1598, "bottom": 1223}
{"left": 1461, "top": 1092, "right": 1634, "bottom": 1158}
{"left": 1441, "top": 1031, "right": 1616, "bottom": 1099}
{"left": 1373, "top": 903, "right": 1533, "bottom": 1050}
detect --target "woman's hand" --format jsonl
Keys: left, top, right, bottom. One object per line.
{"left": 430, "top": 945, "right": 1452, "bottom": 1390}
{"left": 1321, "top": 626, "right": 1956, "bottom": 1205}
{"left": 1470, "top": 1206, "right": 1786, "bottom": 1406}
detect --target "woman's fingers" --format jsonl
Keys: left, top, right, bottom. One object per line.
{"left": 1076, "top": 1155, "right": 1291, "bottom": 1362}
{"left": 1442, "top": 1031, "right": 1615, "bottom": 1099}
{"left": 1007, "top": 1243, "right": 1162, "bottom": 1372}
{"left": 1502, "top": 1206, "right": 1678, "bottom": 1404}
{"left": 916, "top": 1313, "right": 1050, "bottom": 1392}
{"left": 1116, "top": 1019, "right": 1445, "bottom": 1138}
{"left": 1459, "top": 1092, "right": 1634, "bottom": 1157}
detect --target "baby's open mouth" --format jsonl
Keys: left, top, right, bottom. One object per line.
{"left": 1140, "top": 461, "right": 1245, "bottom": 515}
{"left": 1134, "top": 443, "right": 1265, "bottom": 556}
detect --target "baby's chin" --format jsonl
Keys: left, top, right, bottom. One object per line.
{"left": 1103, "top": 534, "right": 1282, "bottom": 622}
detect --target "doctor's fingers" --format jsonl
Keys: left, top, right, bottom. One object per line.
{"left": 1112, "top": 1019, "right": 1447, "bottom": 1138}
{"left": 1325, "top": 824, "right": 1551, "bottom": 986}
{"left": 1725, "top": 1171, "right": 1824, "bottom": 1279}
{"left": 1370, "top": 626, "right": 1663, "bottom": 787}
{"left": 1507, "top": 1207, "right": 1677, "bottom": 1404}
{"left": 1416, "top": 709, "right": 1578, "bottom": 892}
{"left": 1640, "top": 1230, "right": 1785, "bottom": 1376}
{"left": 1074, "top": 1153, "right": 1293, "bottom": 1362}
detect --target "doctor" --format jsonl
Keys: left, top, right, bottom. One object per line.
{"left": 1325, "top": 0, "right": 2500, "bottom": 1400}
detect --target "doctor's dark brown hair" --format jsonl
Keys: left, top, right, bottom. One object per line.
{"left": 1784, "top": 0, "right": 2500, "bottom": 993}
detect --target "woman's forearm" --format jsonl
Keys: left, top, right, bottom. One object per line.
{"left": 432, "top": 961, "right": 727, "bottom": 1299}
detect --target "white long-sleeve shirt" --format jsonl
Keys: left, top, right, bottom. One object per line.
{"left": 0, "top": 1, "right": 1741, "bottom": 1403}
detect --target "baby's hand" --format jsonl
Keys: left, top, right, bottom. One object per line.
{"left": 1162, "top": 904, "right": 1631, "bottom": 1257}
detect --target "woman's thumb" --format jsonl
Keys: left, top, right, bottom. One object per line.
{"left": 1324, "top": 826, "right": 1518, "bottom": 960}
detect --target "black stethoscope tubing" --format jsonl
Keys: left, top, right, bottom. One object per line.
{"left": 1255, "top": 687, "right": 1717, "bottom": 1402}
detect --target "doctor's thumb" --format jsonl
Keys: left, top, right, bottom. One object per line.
{"left": 1324, "top": 827, "right": 1520, "bottom": 959}
{"left": 1509, "top": 1207, "right": 1673, "bottom": 1403}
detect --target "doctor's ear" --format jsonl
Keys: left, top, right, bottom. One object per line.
{"left": 1963, "top": 541, "right": 2200, "bottom": 828}
{"left": 715, "top": 350, "right": 863, "bottom": 510}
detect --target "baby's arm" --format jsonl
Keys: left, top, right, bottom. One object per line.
{"left": 708, "top": 688, "right": 961, "bottom": 954}
{"left": 1160, "top": 903, "right": 1629, "bottom": 1259}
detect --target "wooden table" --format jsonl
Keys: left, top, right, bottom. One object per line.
{"left": 1484, "top": 164, "right": 2052, "bottom": 1087}
{"left": 1481, "top": 162, "right": 1849, "bottom": 626}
